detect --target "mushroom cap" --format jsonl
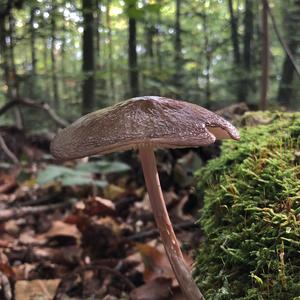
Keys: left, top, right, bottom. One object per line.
{"left": 51, "top": 96, "right": 240, "bottom": 160}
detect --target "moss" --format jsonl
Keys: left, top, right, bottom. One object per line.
{"left": 194, "top": 112, "right": 300, "bottom": 300}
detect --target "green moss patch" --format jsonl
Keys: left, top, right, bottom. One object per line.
{"left": 194, "top": 112, "right": 300, "bottom": 300}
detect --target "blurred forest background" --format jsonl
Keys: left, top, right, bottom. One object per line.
{"left": 0, "top": 1, "right": 300, "bottom": 299}
{"left": 1, "top": 0, "right": 300, "bottom": 132}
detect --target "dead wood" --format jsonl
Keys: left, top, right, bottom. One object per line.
{"left": 0, "top": 199, "right": 74, "bottom": 223}
{"left": 0, "top": 97, "right": 69, "bottom": 128}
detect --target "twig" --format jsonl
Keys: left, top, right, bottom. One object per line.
{"left": 124, "top": 220, "right": 197, "bottom": 242}
{"left": 0, "top": 272, "right": 12, "bottom": 300}
{"left": 264, "top": 0, "right": 300, "bottom": 79}
{"left": 0, "top": 97, "right": 69, "bottom": 128}
{"left": 0, "top": 133, "right": 19, "bottom": 165}
{"left": 0, "top": 199, "right": 74, "bottom": 222}
{"left": 54, "top": 264, "right": 135, "bottom": 300}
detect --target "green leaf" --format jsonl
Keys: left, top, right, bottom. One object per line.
{"left": 76, "top": 161, "right": 130, "bottom": 175}
{"left": 37, "top": 165, "right": 74, "bottom": 184}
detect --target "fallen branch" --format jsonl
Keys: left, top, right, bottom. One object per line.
{"left": 0, "top": 199, "right": 74, "bottom": 223}
{"left": 124, "top": 220, "right": 197, "bottom": 242}
{"left": 0, "top": 133, "right": 19, "bottom": 165}
{"left": 264, "top": 0, "right": 300, "bottom": 79}
{"left": 54, "top": 264, "right": 135, "bottom": 300}
{"left": 0, "top": 97, "right": 69, "bottom": 128}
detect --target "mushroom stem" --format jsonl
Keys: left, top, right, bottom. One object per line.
{"left": 139, "top": 147, "right": 205, "bottom": 300}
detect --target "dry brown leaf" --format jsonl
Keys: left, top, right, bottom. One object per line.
{"left": 135, "top": 243, "right": 174, "bottom": 283}
{"left": 15, "top": 279, "right": 61, "bottom": 300}
{"left": 83, "top": 196, "right": 115, "bottom": 216}
{"left": 44, "top": 220, "right": 81, "bottom": 242}
{"left": 130, "top": 277, "right": 172, "bottom": 300}
{"left": 12, "top": 263, "right": 37, "bottom": 280}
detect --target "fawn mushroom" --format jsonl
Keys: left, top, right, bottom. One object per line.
{"left": 51, "top": 96, "right": 239, "bottom": 300}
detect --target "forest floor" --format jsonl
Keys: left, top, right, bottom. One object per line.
{"left": 0, "top": 127, "right": 218, "bottom": 300}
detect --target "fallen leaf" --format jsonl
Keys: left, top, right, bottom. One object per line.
{"left": 135, "top": 243, "right": 174, "bottom": 282}
{"left": 15, "top": 279, "right": 61, "bottom": 300}
{"left": 83, "top": 196, "right": 115, "bottom": 216}
{"left": 44, "top": 220, "right": 81, "bottom": 243}
{"left": 130, "top": 277, "right": 172, "bottom": 300}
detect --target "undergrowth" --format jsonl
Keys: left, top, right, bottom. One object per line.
{"left": 194, "top": 112, "right": 300, "bottom": 300}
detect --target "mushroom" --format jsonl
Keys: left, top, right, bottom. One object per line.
{"left": 51, "top": 96, "right": 239, "bottom": 300}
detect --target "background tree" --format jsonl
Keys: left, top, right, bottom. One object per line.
{"left": 277, "top": 0, "right": 300, "bottom": 107}
{"left": 82, "top": 0, "right": 95, "bottom": 114}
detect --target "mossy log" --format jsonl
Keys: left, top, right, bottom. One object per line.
{"left": 194, "top": 112, "right": 300, "bottom": 300}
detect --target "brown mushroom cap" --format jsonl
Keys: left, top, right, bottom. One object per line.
{"left": 51, "top": 96, "right": 240, "bottom": 160}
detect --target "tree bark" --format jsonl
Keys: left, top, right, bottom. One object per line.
{"left": 106, "top": 0, "right": 116, "bottom": 103}
{"left": 82, "top": 0, "right": 95, "bottom": 114}
{"left": 51, "top": 0, "right": 59, "bottom": 109}
{"left": 276, "top": 0, "right": 300, "bottom": 107}
{"left": 29, "top": 7, "right": 37, "bottom": 76}
{"left": 156, "top": 0, "right": 162, "bottom": 72}
{"left": 173, "top": 0, "right": 183, "bottom": 90}
{"left": 277, "top": 41, "right": 298, "bottom": 107}
{"left": 128, "top": 2, "right": 140, "bottom": 97}
{"left": 242, "top": 0, "right": 254, "bottom": 101}
{"left": 202, "top": 12, "right": 211, "bottom": 108}
{"left": 95, "top": 0, "right": 101, "bottom": 69}
{"left": 228, "top": 0, "right": 245, "bottom": 102}
{"left": 228, "top": 0, "right": 240, "bottom": 65}
{"left": 260, "top": 0, "right": 269, "bottom": 111}
{"left": 7, "top": 12, "right": 23, "bottom": 128}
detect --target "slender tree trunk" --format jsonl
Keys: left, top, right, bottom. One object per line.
{"left": 51, "top": 0, "right": 59, "bottom": 109}
{"left": 61, "top": 21, "right": 66, "bottom": 96}
{"left": 29, "top": 7, "right": 37, "bottom": 76}
{"left": 242, "top": 0, "right": 253, "bottom": 101}
{"left": 43, "top": 37, "right": 50, "bottom": 99}
{"left": 95, "top": 0, "right": 101, "bottom": 69}
{"left": 156, "top": 0, "right": 162, "bottom": 72}
{"left": 277, "top": 0, "right": 300, "bottom": 107}
{"left": 260, "top": 0, "right": 269, "bottom": 110}
{"left": 228, "top": 0, "right": 245, "bottom": 101}
{"left": 228, "top": 0, "right": 240, "bottom": 65}
{"left": 173, "top": 0, "right": 183, "bottom": 90}
{"left": 202, "top": 12, "right": 211, "bottom": 108}
{"left": 128, "top": 2, "right": 139, "bottom": 97}
{"left": 82, "top": 0, "right": 95, "bottom": 114}
{"left": 8, "top": 13, "right": 23, "bottom": 128}
{"left": 106, "top": 0, "right": 115, "bottom": 103}
{"left": 277, "top": 42, "right": 297, "bottom": 106}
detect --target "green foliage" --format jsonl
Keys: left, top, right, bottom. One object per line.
{"left": 194, "top": 112, "right": 300, "bottom": 299}
{"left": 37, "top": 160, "right": 130, "bottom": 187}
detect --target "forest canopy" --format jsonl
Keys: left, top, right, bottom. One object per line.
{"left": 0, "top": 0, "right": 300, "bottom": 128}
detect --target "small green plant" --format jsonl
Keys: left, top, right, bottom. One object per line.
{"left": 194, "top": 112, "right": 300, "bottom": 299}
{"left": 37, "top": 160, "right": 130, "bottom": 187}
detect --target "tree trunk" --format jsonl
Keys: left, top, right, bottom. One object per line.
{"left": 8, "top": 13, "right": 23, "bottom": 128}
{"left": 277, "top": 0, "right": 300, "bottom": 107}
{"left": 156, "top": 0, "right": 162, "bottom": 72}
{"left": 277, "top": 41, "right": 298, "bottom": 106}
{"left": 228, "top": 0, "right": 240, "bottom": 65}
{"left": 242, "top": 0, "right": 254, "bottom": 101}
{"left": 106, "top": 0, "right": 116, "bottom": 103}
{"left": 82, "top": 0, "right": 95, "bottom": 114}
{"left": 260, "top": 0, "right": 269, "bottom": 110}
{"left": 173, "top": 0, "right": 183, "bottom": 90}
{"left": 51, "top": 0, "right": 59, "bottom": 109}
{"left": 228, "top": 0, "right": 245, "bottom": 101}
{"left": 29, "top": 7, "right": 37, "bottom": 76}
{"left": 95, "top": 0, "right": 101, "bottom": 69}
{"left": 202, "top": 12, "right": 211, "bottom": 108}
{"left": 128, "top": 2, "right": 139, "bottom": 97}
{"left": 61, "top": 21, "right": 66, "bottom": 96}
